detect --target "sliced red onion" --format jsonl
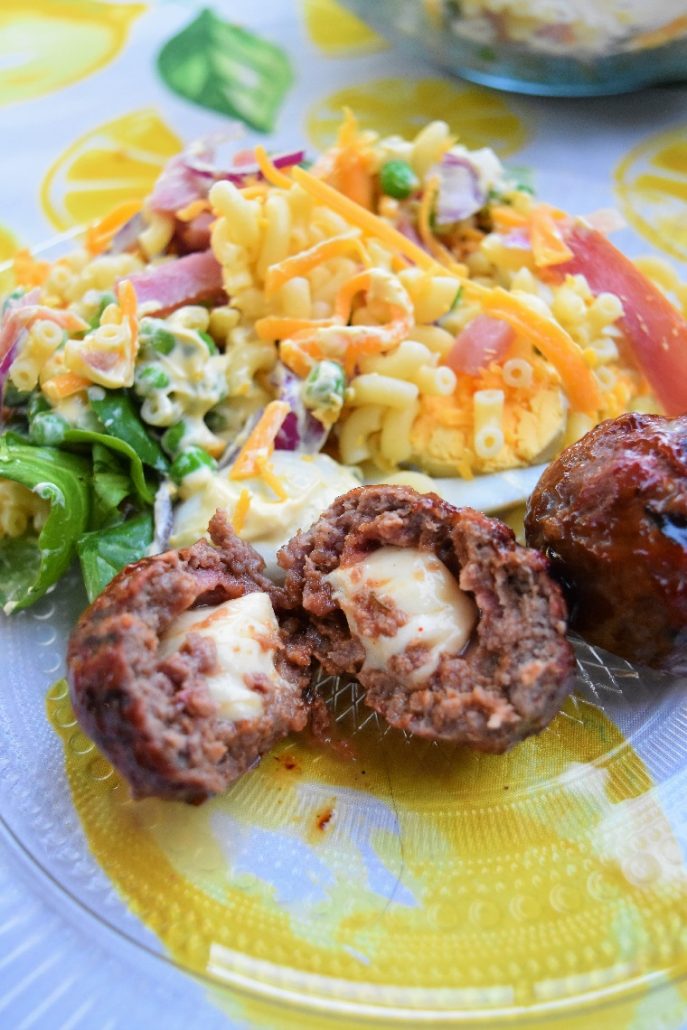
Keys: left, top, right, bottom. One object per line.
{"left": 0, "top": 326, "right": 28, "bottom": 425}
{"left": 500, "top": 228, "right": 531, "bottom": 250}
{"left": 150, "top": 479, "right": 175, "bottom": 555}
{"left": 217, "top": 408, "right": 264, "bottom": 471}
{"left": 272, "top": 363, "right": 328, "bottom": 454}
{"left": 430, "top": 153, "right": 486, "bottom": 226}
{"left": 0, "top": 326, "right": 27, "bottom": 384}
{"left": 396, "top": 216, "right": 429, "bottom": 253}
{"left": 150, "top": 136, "right": 306, "bottom": 215}
{"left": 149, "top": 134, "right": 232, "bottom": 213}
{"left": 216, "top": 150, "right": 306, "bottom": 186}
{"left": 300, "top": 412, "right": 329, "bottom": 454}
{"left": 108, "top": 212, "right": 146, "bottom": 254}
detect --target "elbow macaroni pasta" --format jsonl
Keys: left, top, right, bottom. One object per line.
{"left": 4, "top": 115, "right": 676, "bottom": 504}
{"left": 0, "top": 480, "right": 49, "bottom": 538}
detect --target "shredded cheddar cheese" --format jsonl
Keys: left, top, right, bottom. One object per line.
{"left": 86, "top": 200, "right": 142, "bottom": 256}
{"left": 42, "top": 372, "right": 91, "bottom": 401}
{"left": 230, "top": 401, "right": 290, "bottom": 480}
{"left": 253, "top": 146, "right": 294, "bottom": 190}
{"left": 231, "top": 488, "right": 251, "bottom": 534}
{"left": 292, "top": 166, "right": 442, "bottom": 273}
{"left": 265, "top": 231, "right": 363, "bottom": 295}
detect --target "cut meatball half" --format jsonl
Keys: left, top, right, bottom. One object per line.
{"left": 67, "top": 511, "right": 310, "bottom": 804}
{"left": 278, "top": 485, "right": 575, "bottom": 751}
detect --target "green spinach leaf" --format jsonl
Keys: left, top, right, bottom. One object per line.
{"left": 77, "top": 511, "right": 154, "bottom": 602}
{"left": 0, "top": 435, "right": 90, "bottom": 613}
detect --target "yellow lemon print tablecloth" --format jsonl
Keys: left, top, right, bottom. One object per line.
{"left": 0, "top": 2, "right": 686, "bottom": 1028}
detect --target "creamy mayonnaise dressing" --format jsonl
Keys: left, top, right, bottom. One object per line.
{"left": 159, "top": 592, "right": 288, "bottom": 721}
{"left": 170, "top": 452, "right": 360, "bottom": 576}
{"left": 327, "top": 547, "right": 477, "bottom": 681}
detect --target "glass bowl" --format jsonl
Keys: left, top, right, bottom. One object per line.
{"left": 338, "top": 0, "right": 687, "bottom": 96}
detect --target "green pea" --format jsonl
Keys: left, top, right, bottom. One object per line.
{"left": 197, "top": 329, "right": 218, "bottom": 354}
{"left": 170, "top": 447, "right": 217, "bottom": 484}
{"left": 140, "top": 319, "right": 176, "bottom": 355}
{"left": 303, "top": 360, "right": 345, "bottom": 408}
{"left": 150, "top": 328, "right": 177, "bottom": 355}
{"left": 29, "top": 411, "right": 69, "bottom": 446}
{"left": 379, "top": 159, "right": 419, "bottom": 200}
{"left": 138, "top": 365, "right": 170, "bottom": 391}
{"left": 162, "top": 421, "right": 186, "bottom": 456}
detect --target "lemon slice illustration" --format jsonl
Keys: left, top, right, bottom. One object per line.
{"left": 41, "top": 109, "right": 182, "bottom": 230}
{"left": 0, "top": 225, "right": 19, "bottom": 294}
{"left": 615, "top": 126, "right": 687, "bottom": 263}
{"left": 48, "top": 666, "right": 687, "bottom": 1027}
{"left": 0, "top": 1, "right": 144, "bottom": 107}
{"left": 302, "top": 0, "right": 386, "bottom": 56}
{"left": 307, "top": 78, "right": 527, "bottom": 157}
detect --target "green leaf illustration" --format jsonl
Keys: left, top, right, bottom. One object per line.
{"left": 157, "top": 8, "right": 294, "bottom": 133}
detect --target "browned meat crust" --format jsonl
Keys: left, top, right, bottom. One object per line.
{"left": 525, "top": 412, "right": 687, "bottom": 669}
{"left": 278, "top": 485, "right": 575, "bottom": 751}
{"left": 67, "top": 511, "right": 310, "bottom": 804}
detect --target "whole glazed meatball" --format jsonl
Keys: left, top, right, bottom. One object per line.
{"left": 525, "top": 412, "right": 687, "bottom": 669}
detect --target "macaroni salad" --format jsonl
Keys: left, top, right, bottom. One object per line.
{"left": 1, "top": 113, "right": 686, "bottom": 611}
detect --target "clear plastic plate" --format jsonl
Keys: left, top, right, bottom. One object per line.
{"left": 2, "top": 561, "right": 687, "bottom": 1025}
{"left": 1, "top": 233, "right": 687, "bottom": 1026}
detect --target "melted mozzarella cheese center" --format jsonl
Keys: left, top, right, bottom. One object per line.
{"left": 327, "top": 547, "right": 477, "bottom": 681}
{"left": 159, "top": 592, "right": 287, "bottom": 721}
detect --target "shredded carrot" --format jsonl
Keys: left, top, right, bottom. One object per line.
{"left": 417, "top": 176, "right": 462, "bottom": 269}
{"left": 337, "top": 107, "right": 360, "bottom": 150}
{"left": 42, "top": 372, "right": 91, "bottom": 402}
{"left": 470, "top": 285, "right": 601, "bottom": 412}
{"left": 255, "top": 456, "right": 288, "bottom": 500}
{"left": 333, "top": 269, "right": 372, "bottom": 323}
{"left": 231, "top": 488, "right": 251, "bottom": 534}
{"left": 176, "top": 198, "right": 210, "bottom": 222}
{"left": 343, "top": 336, "right": 388, "bottom": 377}
{"left": 338, "top": 151, "right": 374, "bottom": 210}
{"left": 264, "top": 231, "right": 363, "bottom": 295}
{"left": 254, "top": 314, "right": 340, "bottom": 341}
{"left": 280, "top": 338, "right": 323, "bottom": 378}
{"left": 490, "top": 205, "right": 529, "bottom": 233}
{"left": 253, "top": 145, "right": 293, "bottom": 189}
{"left": 85, "top": 200, "right": 142, "bottom": 256}
{"left": 13, "top": 248, "right": 51, "bottom": 288}
{"left": 529, "top": 207, "right": 574, "bottom": 267}
{"left": 291, "top": 166, "right": 443, "bottom": 274}
{"left": 230, "top": 401, "right": 290, "bottom": 480}
{"left": 116, "top": 279, "right": 139, "bottom": 359}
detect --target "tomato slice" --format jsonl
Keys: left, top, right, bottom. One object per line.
{"left": 551, "top": 223, "right": 687, "bottom": 416}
